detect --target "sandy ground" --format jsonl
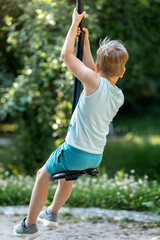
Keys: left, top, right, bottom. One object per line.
{"left": 0, "top": 214, "right": 160, "bottom": 240}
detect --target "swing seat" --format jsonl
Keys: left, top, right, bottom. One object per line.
{"left": 51, "top": 168, "right": 99, "bottom": 182}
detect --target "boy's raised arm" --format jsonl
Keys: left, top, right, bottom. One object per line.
{"left": 61, "top": 8, "right": 84, "bottom": 62}
{"left": 61, "top": 8, "right": 99, "bottom": 95}
{"left": 82, "top": 28, "right": 95, "bottom": 71}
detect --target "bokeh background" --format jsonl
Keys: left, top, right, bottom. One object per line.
{"left": 0, "top": 0, "right": 160, "bottom": 179}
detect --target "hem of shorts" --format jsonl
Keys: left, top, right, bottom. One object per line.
{"left": 65, "top": 140, "right": 103, "bottom": 155}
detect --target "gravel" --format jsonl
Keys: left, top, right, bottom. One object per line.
{"left": 0, "top": 206, "right": 160, "bottom": 240}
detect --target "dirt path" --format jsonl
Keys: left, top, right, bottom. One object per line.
{"left": 0, "top": 214, "right": 160, "bottom": 240}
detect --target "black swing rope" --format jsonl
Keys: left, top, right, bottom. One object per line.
{"left": 71, "top": 0, "right": 84, "bottom": 115}
{"left": 51, "top": 0, "right": 99, "bottom": 182}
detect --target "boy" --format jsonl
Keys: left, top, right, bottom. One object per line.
{"left": 14, "top": 8, "right": 128, "bottom": 239}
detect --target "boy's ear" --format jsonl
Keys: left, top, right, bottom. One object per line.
{"left": 95, "top": 63, "right": 99, "bottom": 73}
{"left": 120, "top": 68, "right": 126, "bottom": 78}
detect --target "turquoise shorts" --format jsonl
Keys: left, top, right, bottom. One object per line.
{"left": 45, "top": 142, "right": 103, "bottom": 175}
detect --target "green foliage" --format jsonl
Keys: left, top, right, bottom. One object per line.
{"left": 0, "top": 0, "right": 160, "bottom": 173}
{"left": 0, "top": 0, "right": 25, "bottom": 91}
{"left": 0, "top": 0, "right": 74, "bottom": 173}
{"left": 2, "top": 0, "right": 160, "bottom": 116}
{"left": 94, "top": 0, "right": 160, "bottom": 113}
{"left": 1, "top": 0, "right": 74, "bottom": 117}
{"left": 0, "top": 172, "right": 160, "bottom": 213}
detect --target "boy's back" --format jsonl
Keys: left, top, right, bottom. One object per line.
{"left": 66, "top": 76, "right": 124, "bottom": 154}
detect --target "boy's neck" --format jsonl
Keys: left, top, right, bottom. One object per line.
{"left": 98, "top": 73, "right": 119, "bottom": 88}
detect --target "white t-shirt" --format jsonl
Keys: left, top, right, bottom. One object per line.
{"left": 65, "top": 77, "right": 124, "bottom": 154}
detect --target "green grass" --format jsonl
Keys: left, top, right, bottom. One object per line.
{"left": 113, "top": 115, "right": 160, "bottom": 136}
{"left": 101, "top": 115, "right": 160, "bottom": 179}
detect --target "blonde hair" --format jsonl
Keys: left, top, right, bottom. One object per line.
{"left": 97, "top": 37, "right": 129, "bottom": 78}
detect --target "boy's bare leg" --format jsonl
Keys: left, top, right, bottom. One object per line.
{"left": 49, "top": 179, "right": 73, "bottom": 213}
{"left": 26, "top": 166, "right": 73, "bottom": 225}
{"left": 26, "top": 165, "right": 51, "bottom": 225}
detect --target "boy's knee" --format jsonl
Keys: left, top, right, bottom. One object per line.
{"left": 36, "top": 169, "right": 43, "bottom": 182}
{"left": 36, "top": 166, "right": 51, "bottom": 183}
